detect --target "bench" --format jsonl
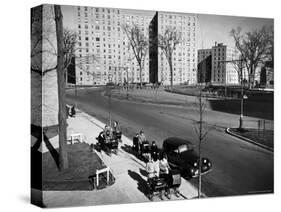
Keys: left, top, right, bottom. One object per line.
{"left": 96, "top": 167, "right": 110, "bottom": 187}
{"left": 70, "top": 133, "right": 83, "bottom": 144}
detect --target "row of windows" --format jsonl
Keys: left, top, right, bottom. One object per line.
{"left": 77, "top": 6, "right": 120, "bottom": 14}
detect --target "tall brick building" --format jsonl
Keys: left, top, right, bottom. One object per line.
{"left": 75, "top": 6, "right": 154, "bottom": 85}
{"left": 198, "top": 43, "right": 240, "bottom": 85}
{"left": 149, "top": 11, "right": 198, "bottom": 85}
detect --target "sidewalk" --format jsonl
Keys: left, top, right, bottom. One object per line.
{"left": 42, "top": 108, "right": 200, "bottom": 207}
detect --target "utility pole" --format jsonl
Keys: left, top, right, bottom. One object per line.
{"left": 239, "top": 70, "right": 244, "bottom": 129}
{"left": 198, "top": 83, "right": 203, "bottom": 198}
{"left": 107, "top": 73, "right": 112, "bottom": 128}
{"left": 75, "top": 82, "right": 77, "bottom": 108}
{"left": 126, "top": 67, "right": 129, "bottom": 99}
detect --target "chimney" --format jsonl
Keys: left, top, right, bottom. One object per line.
{"left": 215, "top": 41, "right": 217, "bottom": 47}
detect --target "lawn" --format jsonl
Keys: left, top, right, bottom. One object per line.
{"left": 108, "top": 86, "right": 199, "bottom": 107}
{"left": 229, "top": 128, "right": 273, "bottom": 149}
{"left": 108, "top": 86, "right": 273, "bottom": 120}
{"left": 42, "top": 142, "right": 115, "bottom": 190}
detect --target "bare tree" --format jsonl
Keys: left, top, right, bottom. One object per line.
{"left": 31, "top": 6, "right": 99, "bottom": 170}
{"left": 122, "top": 24, "right": 148, "bottom": 89}
{"left": 158, "top": 27, "right": 181, "bottom": 88}
{"left": 31, "top": 6, "right": 57, "bottom": 76}
{"left": 31, "top": 13, "right": 79, "bottom": 77}
{"left": 230, "top": 26, "right": 273, "bottom": 89}
{"left": 54, "top": 5, "right": 68, "bottom": 170}
{"left": 193, "top": 83, "right": 213, "bottom": 198}
{"left": 63, "top": 29, "right": 77, "bottom": 73}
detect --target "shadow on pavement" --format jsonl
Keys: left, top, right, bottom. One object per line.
{"left": 128, "top": 170, "right": 149, "bottom": 198}
{"left": 31, "top": 124, "right": 60, "bottom": 169}
{"left": 121, "top": 144, "right": 147, "bottom": 163}
{"left": 31, "top": 124, "right": 61, "bottom": 190}
{"left": 139, "top": 168, "right": 147, "bottom": 178}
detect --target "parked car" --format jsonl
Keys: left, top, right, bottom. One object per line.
{"left": 163, "top": 137, "right": 212, "bottom": 178}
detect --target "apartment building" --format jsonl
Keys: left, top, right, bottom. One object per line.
{"left": 198, "top": 49, "right": 212, "bottom": 64}
{"left": 198, "top": 43, "right": 240, "bottom": 85}
{"left": 212, "top": 43, "right": 240, "bottom": 85}
{"left": 149, "top": 11, "right": 198, "bottom": 85}
{"left": 75, "top": 6, "right": 154, "bottom": 85}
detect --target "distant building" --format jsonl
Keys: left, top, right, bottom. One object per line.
{"left": 260, "top": 61, "right": 274, "bottom": 88}
{"left": 149, "top": 12, "right": 158, "bottom": 84}
{"left": 198, "top": 43, "right": 240, "bottom": 85}
{"left": 198, "top": 48, "right": 212, "bottom": 64}
{"left": 66, "top": 57, "right": 76, "bottom": 84}
{"left": 149, "top": 12, "right": 198, "bottom": 85}
{"left": 197, "top": 55, "right": 212, "bottom": 84}
{"left": 75, "top": 6, "right": 154, "bottom": 85}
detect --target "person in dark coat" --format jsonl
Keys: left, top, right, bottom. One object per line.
{"left": 150, "top": 141, "right": 159, "bottom": 161}
{"left": 70, "top": 105, "right": 76, "bottom": 117}
{"left": 133, "top": 133, "right": 139, "bottom": 152}
{"left": 138, "top": 130, "right": 146, "bottom": 155}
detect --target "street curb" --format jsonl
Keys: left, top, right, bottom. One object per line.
{"left": 225, "top": 128, "right": 273, "bottom": 152}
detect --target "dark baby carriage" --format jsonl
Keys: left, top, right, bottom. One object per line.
{"left": 96, "top": 131, "right": 119, "bottom": 155}
{"left": 147, "top": 177, "right": 167, "bottom": 200}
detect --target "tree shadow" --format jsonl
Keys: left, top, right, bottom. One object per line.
{"left": 31, "top": 124, "right": 60, "bottom": 168}
{"left": 127, "top": 170, "right": 149, "bottom": 197}
{"left": 139, "top": 168, "right": 147, "bottom": 178}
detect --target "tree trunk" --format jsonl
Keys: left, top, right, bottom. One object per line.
{"left": 169, "top": 58, "right": 173, "bottom": 88}
{"left": 139, "top": 63, "right": 142, "bottom": 89}
{"left": 249, "top": 64, "right": 255, "bottom": 89}
{"left": 54, "top": 5, "right": 68, "bottom": 170}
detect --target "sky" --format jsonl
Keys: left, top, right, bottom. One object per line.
{"left": 197, "top": 13, "right": 273, "bottom": 49}
{"left": 61, "top": 5, "right": 273, "bottom": 50}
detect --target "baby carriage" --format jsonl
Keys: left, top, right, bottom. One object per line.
{"left": 96, "top": 131, "right": 119, "bottom": 155}
{"left": 140, "top": 141, "right": 150, "bottom": 161}
{"left": 113, "top": 130, "right": 122, "bottom": 143}
{"left": 166, "top": 169, "right": 181, "bottom": 198}
{"left": 147, "top": 176, "right": 167, "bottom": 200}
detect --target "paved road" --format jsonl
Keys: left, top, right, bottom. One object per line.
{"left": 66, "top": 87, "right": 273, "bottom": 197}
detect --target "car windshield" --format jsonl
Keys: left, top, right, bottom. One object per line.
{"left": 178, "top": 145, "right": 188, "bottom": 153}
{"left": 178, "top": 143, "right": 194, "bottom": 153}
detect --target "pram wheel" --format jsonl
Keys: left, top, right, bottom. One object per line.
{"left": 165, "top": 189, "right": 171, "bottom": 199}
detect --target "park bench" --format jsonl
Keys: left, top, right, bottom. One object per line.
{"left": 70, "top": 133, "right": 83, "bottom": 144}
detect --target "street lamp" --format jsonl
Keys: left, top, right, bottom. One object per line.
{"left": 239, "top": 76, "right": 244, "bottom": 129}
{"left": 107, "top": 75, "right": 113, "bottom": 128}
{"left": 238, "top": 59, "right": 248, "bottom": 130}
{"left": 219, "top": 58, "right": 246, "bottom": 129}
